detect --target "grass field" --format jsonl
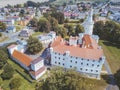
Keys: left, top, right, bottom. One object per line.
{"left": 52, "top": 0, "right": 106, "bottom": 5}
{"left": 32, "top": 32, "right": 43, "bottom": 37}
{"left": 1, "top": 59, "right": 36, "bottom": 90}
{"left": 99, "top": 40, "right": 120, "bottom": 74}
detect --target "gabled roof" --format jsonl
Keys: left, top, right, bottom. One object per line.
{"left": 50, "top": 36, "right": 103, "bottom": 60}
{"left": 12, "top": 50, "right": 32, "bottom": 66}
{"left": 31, "top": 57, "right": 43, "bottom": 65}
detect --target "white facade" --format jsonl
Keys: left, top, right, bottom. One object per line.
{"left": 31, "top": 60, "right": 44, "bottom": 72}
{"left": 30, "top": 69, "right": 46, "bottom": 80}
{"left": 50, "top": 49, "right": 105, "bottom": 79}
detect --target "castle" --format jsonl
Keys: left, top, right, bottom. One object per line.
{"left": 49, "top": 9, "right": 105, "bottom": 79}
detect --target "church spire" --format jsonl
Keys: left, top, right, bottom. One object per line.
{"left": 83, "top": 8, "right": 94, "bottom": 35}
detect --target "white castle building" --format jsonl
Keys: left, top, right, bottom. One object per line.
{"left": 49, "top": 9, "right": 105, "bottom": 79}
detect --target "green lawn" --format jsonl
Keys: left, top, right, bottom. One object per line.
{"left": 1, "top": 59, "right": 36, "bottom": 90}
{"left": 99, "top": 40, "right": 120, "bottom": 74}
{"left": 32, "top": 32, "right": 43, "bottom": 37}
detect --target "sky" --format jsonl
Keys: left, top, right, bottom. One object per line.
{"left": 0, "top": 0, "right": 49, "bottom": 7}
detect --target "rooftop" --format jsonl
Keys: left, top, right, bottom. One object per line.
{"left": 50, "top": 36, "right": 103, "bottom": 60}
{"left": 12, "top": 50, "right": 32, "bottom": 66}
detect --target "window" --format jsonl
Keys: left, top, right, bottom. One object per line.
{"left": 97, "top": 65, "right": 99, "bottom": 67}
{"left": 86, "top": 69, "right": 88, "bottom": 71}
{"left": 63, "top": 58, "right": 65, "bottom": 60}
{"left": 75, "top": 61, "right": 77, "bottom": 64}
{"left": 70, "top": 66, "right": 72, "bottom": 68}
{"left": 87, "top": 63, "right": 89, "bottom": 66}
{"left": 92, "top": 64, "right": 94, "bottom": 66}
{"left": 93, "top": 60, "right": 95, "bottom": 62}
{"left": 63, "top": 63, "right": 64, "bottom": 66}
{"left": 81, "top": 63, "right": 83, "bottom": 65}
{"left": 96, "top": 70, "right": 98, "bottom": 72}
{"left": 58, "top": 62, "right": 60, "bottom": 65}
{"left": 70, "top": 60, "right": 72, "bottom": 62}
{"left": 76, "top": 57, "right": 78, "bottom": 59}
{"left": 98, "top": 60, "right": 101, "bottom": 63}
{"left": 91, "top": 70, "right": 93, "bottom": 72}
{"left": 55, "top": 57, "right": 56, "bottom": 58}
{"left": 81, "top": 58, "right": 83, "bottom": 60}
{"left": 59, "top": 57, "right": 60, "bottom": 59}
{"left": 55, "top": 62, "right": 57, "bottom": 64}
{"left": 87, "top": 59, "right": 89, "bottom": 61}
{"left": 80, "top": 68, "right": 82, "bottom": 70}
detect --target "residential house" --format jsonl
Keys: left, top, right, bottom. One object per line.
{"left": 6, "top": 26, "right": 16, "bottom": 33}
{"left": 19, "top": 29, "right": 32, "bottom": 37}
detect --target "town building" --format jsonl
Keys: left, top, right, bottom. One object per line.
{"left": 19, "top": 28, "right": 32, "bottom": 37}
{"left": 6, "top": 26, "right": 16, "bottom": 33}
{"left": 38, "top": 31, "right": 56, "bottom": 45}
{"left": 49, "top": 9, "right": 105, "bottom": 79}
{"left": 7, "top": 43, "right": 46, "bottom": 80}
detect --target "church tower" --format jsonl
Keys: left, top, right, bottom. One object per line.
{"left": 83, "top": 8, "right": 94, "bottom": 35}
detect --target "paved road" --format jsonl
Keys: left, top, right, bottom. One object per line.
{"left": 104, "top": 60, "right": 119, "bottom": 90}
{"left": 0, "top": 31, "right": 20, "bottom": 46}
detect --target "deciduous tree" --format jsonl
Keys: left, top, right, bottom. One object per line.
{"left": 27, "top": 36, "right": 43, "bottom": 54}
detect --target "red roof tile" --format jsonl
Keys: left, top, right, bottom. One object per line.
{"left": 51, "top": 36, "right": 103, "bottom": 60}
{"left": 12, "top": 50, "right": 32, "bottom": 66}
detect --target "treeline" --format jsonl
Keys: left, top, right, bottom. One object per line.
{"left": 35, "top": 68, "right": 106, "bottom": 90}
{"left": 93, "top": 20, "right": 120, "bottom": 44}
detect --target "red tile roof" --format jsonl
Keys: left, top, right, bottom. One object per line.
{"left": 82, "top": 34, "right": 99, "bottom": 49}
{"left": 51, "top": 36, "right": 103, "bottom": 60}
{"left": 12, "top": 50, "right": 32, "bottom": 66}
{"left": 30, "top": 66, "right": 46, "bottom": 76}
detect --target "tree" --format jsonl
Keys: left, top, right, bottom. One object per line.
{"left": 55, "top": 26, "right": 67, "bottom": 38}
{"left": 1, "top": 64, "right": 14, "bottom": 80}
{"left": 0, "top": 77, "right": 3, "bottom": 86}
{"left": 93, "top": 20, "right": 120, "bottom": 44}
{"left": 49, "top": 17, "right": 58, "bottom": 31}
{"left": 36, "top": 67, "right": 106, "bottom": 90}
{"left": 9, "top": 77, "right": 22, "bottom": 90}
{"left": 29, "top": 17, "right": 38, "bottom": 27}
{"left": 27, "top": 36, "right": 43, "bottom": 54}
{"left": 51, "top": 12, "right": 64, "bottom": 24}
{"left": 93, "top": 21, "right": 105, "bottom": 39}
{"left": 65, "top": 24, "right": 74, "bottom": 36}
{"left": 75, "top": 24, "right": 84, "bottom": 36}
{"left": 0, "top": 33, "right": 2, "bottom": 37}
{"left": 37, "top": 18, "right": 51, "bottom": 33}
{"left": 0, "top": 21, "right": 6, "bottom": 31}
{"left": 0, "top": 49, "right": 8, "bottom": 69}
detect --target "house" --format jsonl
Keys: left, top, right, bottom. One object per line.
{"left": 49, "top": 9, "right": 105, "bottom": 79}
{"left": 38, "top": 31, "right": 56, "bottom": 45}
{"left": 19, "top": 29, "right": 32, "bottom": 37}
{"left": 6, "top": 26, "right": 16, "bottom": 33}
{"left": 7, "top": 44, "right": 46, "bottom": 80}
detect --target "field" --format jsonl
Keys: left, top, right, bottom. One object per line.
{"left": 99, "top": 40, "right": 120, "bottom": 74}
{"left": 1, "top": 59, "right": 36, "bottom": 90}
{"left": 52, "top": 0, "right": 106, "bottom": 5}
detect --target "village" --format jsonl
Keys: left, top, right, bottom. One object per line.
{"left": 0, "top": 0, "right": 120, "bottom": 90}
